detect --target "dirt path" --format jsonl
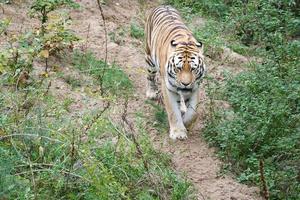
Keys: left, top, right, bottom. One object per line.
{"left": 67, "top": 0, "right": 263, "bottom": 199}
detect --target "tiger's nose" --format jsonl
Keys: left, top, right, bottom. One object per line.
{"left": 181, "top": 82, "right": 190, "bottom": 86}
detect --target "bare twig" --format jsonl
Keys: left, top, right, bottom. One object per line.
{"left": 44, "top": 80, "right": 51, "bottom": 96}
{"left": 0, "top": 134, "right": 63, "bottom": 143}
{"left": 45, "top": 57, "right": 48, "bottom": 72}
{"left": 82, "top": 101, "right": 110, "bottom": 135}
{"left": 78, "top": 101, "right": 110, "bottom": 149}
{"left": 96, "top": 0, "right": 108, "bottom": 95}
{"left": 14, "top": 168, "right": 90, "bottom": 182}
{"left": 82, "top": 23, "right": 91, "bottom": 52}
{"left": 65, "top": 129, "right": 77, "bottom": 191}
{"left": 259, "top": 159, "right": 270, "bottom": 200}
{"left": 121, "top": 97, "right": 149, "bottom": 171}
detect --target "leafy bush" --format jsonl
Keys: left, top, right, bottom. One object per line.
{"left": 29, "top": 0, "right": 79, "bottom": 30}
{"left": 225, "top": 0, "right": 300, "bottom": 46}
{"left": 204, "top": 41, "right": 300, "bottom": 199}
{"left": 168, "top": 0, "right": 300, "bottom": 199}
{"left": 30, "top": 0, "right": 79, "bottom": 57}
{"left": 165, "top": 0, "right": 229, "bottom": 18}
{"left": 0, "top": 29, "right": 35, "bottom": 83}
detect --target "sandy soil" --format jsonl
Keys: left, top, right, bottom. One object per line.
{"left": 1, "top": 0, "right": 262, "bottom": 199}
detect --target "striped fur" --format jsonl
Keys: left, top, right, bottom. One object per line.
{"left": 145, "top": 5, "right": 206, "bottom": 140}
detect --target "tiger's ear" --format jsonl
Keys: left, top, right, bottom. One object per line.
{"left": 171, "top": 40, "right": 178, "bottom": 47}
{"left": 196, "top": 41, "right": 203, "bottom": 48}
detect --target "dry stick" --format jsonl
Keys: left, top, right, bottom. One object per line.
{"left": 45, "top": 57, "right": 48, "bottom": 73}
{"left": 121, "top": 98, "right": 149, "bottom": 171}
{"left": 0, "top": 133, "right": 63, "bottom": 143}
{"left": 83, "top": 23, "right": 91, "bottom": 52}
{"left": 96, "top": 0, "right": 108, "bottom": 95}
{"left": 259, "top": 159, "right": 270, "bottom": 200}
{"left": 82, "top": 101, "right": 110, "bottom": 135}
{"left": 14, "top": 168, "right": 91, "bottom": 182}
{"left": 65, "top": 129, "right": 76, "bottom": 191}
{"left": 44, "top": 80, "right": 51, "bottom": 96}
{"left": 78, "top": 101, "right": 110, "bottom": 149}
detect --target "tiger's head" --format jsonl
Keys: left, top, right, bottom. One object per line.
{"left": 167, "top": 39, "right": 205, "bottom": 91}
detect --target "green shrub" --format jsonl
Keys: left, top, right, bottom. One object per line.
{"left": 167, "top": 0, "right": 300, "bottom": 199}
{"left": 204, "top": 41, "right": 300, "bottom": 198}
{"left": 165, "top": 0, "right": 229, "bottom": 18}
{"left": 29, "top": 0, "right": 79, "bottom": 30}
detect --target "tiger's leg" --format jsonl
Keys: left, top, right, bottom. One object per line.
{"left": 145, "top": 55, "right": 158, "bottom": 99}
{"left": 183, "top": 91, "right": 199, "bottom": 129}
{"left": 161, "top": 82, "right": 187, "bottom": 140}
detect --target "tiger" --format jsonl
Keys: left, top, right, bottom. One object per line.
{"left": 145, "top": 5, "right": 206, "bottom": 140}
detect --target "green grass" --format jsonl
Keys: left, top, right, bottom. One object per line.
{"left": 130, "top": 22, "right": 144, "bottom": 40}
{"left": 72, "top": 50, "right": 133, "bottom": 97}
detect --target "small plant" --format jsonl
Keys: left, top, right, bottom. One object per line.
{"left": 28, "top": 0, "right": 79, "bottom": 72}
{"left": 130, "top": 22, "right": 144, "bottom": 39}
{"left": 29, "top": 0, "right": 79, "bottom": 34}
{"left": 0, "top": 31, "right": 36, "bottom": 84}
{"left": 40, "top": 16, "right": 79, "bottom": 56}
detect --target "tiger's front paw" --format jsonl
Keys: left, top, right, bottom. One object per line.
{"left": 169, "top": 127, "right": 187, "bottom": 140}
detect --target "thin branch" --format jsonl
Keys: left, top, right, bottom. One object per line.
{"left": 96, "top": 0, "right": 108, "bottom": 95}
{"left": 96, "top": 0, "right": 107, "bottom": 63}
{"left": 0, "top": 134, "right": 63, "bottom": 143}
{"left": 82, "top": 23, "right": 91, "bottom": 52}
{"left": 44, "top": 80, "right": 51, "bottom": 96}
{"left": 14, "top": 168, "right": 90, "bottom": 182}
{"left": 107, "top": 117, "right": 131, "bottom": 143}
{"left": 121, "top": 97, "right": 149, "bottom": 171}
{"left": 259, "top": 159, "right": 270, "bottom": 200}
{"left": 82, "top": 101, "right": 110, "bottom": 135}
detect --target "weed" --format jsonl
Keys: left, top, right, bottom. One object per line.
{"left": 130, "top": 22, "right": 144, "bottom": 40}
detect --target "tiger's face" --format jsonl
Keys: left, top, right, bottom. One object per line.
{"left": 167, "top": 41, "right": 205, "bottom": 91}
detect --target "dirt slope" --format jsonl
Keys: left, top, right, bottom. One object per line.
{"left": 69, "top": 0, "right": 262, "bottom": 199}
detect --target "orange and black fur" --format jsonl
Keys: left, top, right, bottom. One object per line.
{"left": 145, "top": 5, "right": 206, "bottom": 140}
